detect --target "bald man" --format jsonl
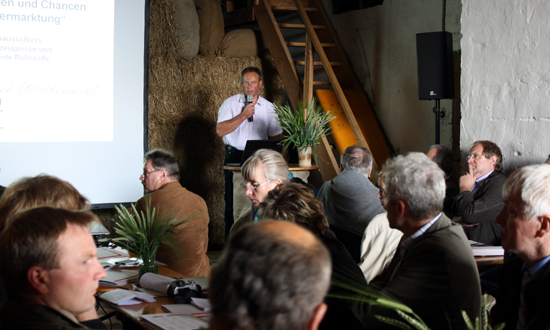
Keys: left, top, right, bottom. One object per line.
{"left": 209, "top": 221, "right": 331, "bottom": 330}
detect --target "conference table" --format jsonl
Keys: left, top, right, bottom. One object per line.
{"left": 98, "top": 267, "right": 207, "bottom": 330}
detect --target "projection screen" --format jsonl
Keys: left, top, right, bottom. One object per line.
{"left": 0, "top": 0, "right": 149, "bottom": 208}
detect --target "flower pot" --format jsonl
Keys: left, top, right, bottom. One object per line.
{"left": 139, "top": 255, "right": 158, "bottom": 279}
{"left": 298, "top": 146, "right": 313, "bottom": 167}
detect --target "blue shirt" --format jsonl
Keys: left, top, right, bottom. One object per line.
{"left": 523, "top": 255, "right": 550, "bottom": 280}
{"left": 411, "top": 213, "right": 442, "bottom": 240}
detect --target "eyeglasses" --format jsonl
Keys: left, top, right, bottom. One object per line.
{"left": 240, "top": 180, "right": 274, "bottom": 191}
{"left": 467, "top": 153, "right": 485, "bottom": 160}
{"left": 141, "top": 169, "right": 162, "bottom": 178}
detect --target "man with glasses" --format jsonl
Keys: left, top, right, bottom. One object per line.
{"left": 491, "top": 165, "right": 550, "bottom": 330}
{"left": 353, "top": 153, "right": 481, "bottom": 329}
{"left": 452, "top": 140, "right": 507, "bottom": 245}
{"left": 216, "top": 67, "right": 283, "bottom": 241}
{"left": 137, "top": 149, "right": 210, "bottom": 277}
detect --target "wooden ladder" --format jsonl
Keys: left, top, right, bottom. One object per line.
{"left": 255, "top": 0, "right": 392, "bottom": 180}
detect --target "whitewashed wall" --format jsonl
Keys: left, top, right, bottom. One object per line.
{"left": 319, "top": 0, "right": 462, "bottom": 155}
{"left": 461, "top": 0, "right": 550, "bottom": 172}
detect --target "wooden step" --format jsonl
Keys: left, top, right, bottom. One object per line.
{"left": 294, "top": 61, "right": 342, "bottom": 66}
{"left": 311, "top": 81, "right": 331, "bottom": 86}
{"left": 271, "top": 5, "right": 318, "bottom": 11}
{"left": 278, "top": 23, "right": 326, "bottom": 29}
{"left": 286, "top": 41, "right": 334, "bottom": 47}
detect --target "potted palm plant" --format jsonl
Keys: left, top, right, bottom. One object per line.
{"left": 274, "top": 98, "right": 335, "bottom": 167}
{"left": 102, "top": 201, "right": 187, "bottom": 279}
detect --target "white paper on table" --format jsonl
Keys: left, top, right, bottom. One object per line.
{"left": 139, "top": 273, "right": 174, "bottom": 293}
{"left": 191, "top": 298, "right": 211, "bottom": 312}
{"left": 117, "top": 298, "right": 143, "bottom": 305}
{"left": 141, "top": 314, "right": 209, "bottom": 330}
{"left": 97, "top": 247, "right": 129, "bottom": 260}
{"left": 100, "top": 269, "right": 139, "bottom": 286}
{"left": 471, "top": 245, "right": 504, "bottom": 256}
{"left": 162, "top": 304, "right": 203, "bottom": 314}
{"left": 100, "top": 289, "right": 156, "bottom": 305}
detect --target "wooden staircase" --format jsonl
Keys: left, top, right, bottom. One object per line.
{"left": 254, "top": 0, "right": 393, "bottom": 180}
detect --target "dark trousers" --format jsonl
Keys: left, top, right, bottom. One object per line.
{"left": 224, "top": 146, "right": 243, "bottom": 242}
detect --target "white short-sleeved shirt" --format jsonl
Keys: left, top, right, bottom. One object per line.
{"left": 217, "top": 94, "right": 282, "bottom": 151}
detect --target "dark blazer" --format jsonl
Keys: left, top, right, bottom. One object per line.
{"left": 0, "top": 300, "right": 87, "bottom": 329}
{"left": 453, "top": 170, "right": 507, "bottom": 245}
{"left": 491, "top": 256, "right": 550, "bottom": 330}
{"left": 319, "top": 229, "right": 366, "bottom": 330}
{"left": 353, "top": 215, "right": 482, "bottom": 330}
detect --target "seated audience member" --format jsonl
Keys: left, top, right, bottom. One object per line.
{"left": 241, "top": 149, "right": 290, "bottom": 220}
{"left": 234, "top": 149, "right": 311, "bottom": 234}
{"left": 0, "top": 207, "right": 107, "bottom": 329}
{"left": 546, "top": 154, "right": 550, "bottom": 164}
{"left": 491, "top": 164, "right": 550, "bottom": 329}
{"left": 209, "top": 221, "right": 331, "bottom": 330}
{"left": 259, "top": 182, "right": 366, "bottom": 330}
{"left": 0, "top": 174, "right": 87, "bottom": 231}
{"left": 0, "top": 174, "right": 106, "bottom": 329}
{"left": 137, "top": 149, "right": 210, "bottom": 278}
{"left": 316, "top": 145, "right": 385, "bottom": 262}
{"left": 452, "top": 140, "right": 507, "bottom": 245}
{"left": 358, "top": 171, "right": 402, "bottom": 283}
{"left": 353, "top": 153, "right": 481, "bottom": 330}
{"left": 427, "top": 144, "right": 459, "bottom": 218}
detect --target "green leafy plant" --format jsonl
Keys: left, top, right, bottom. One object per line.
{"left": 274, "top": 98, "right": 335, "bottom": 158}
{"left": 101, "top": 200, "right": 187, "bottom": 276}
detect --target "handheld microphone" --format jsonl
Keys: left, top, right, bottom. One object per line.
{"left": 246, "top": 94, "right": 254, "bottom": 122}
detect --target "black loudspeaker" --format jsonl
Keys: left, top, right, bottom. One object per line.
{"left": 416, "top": 32, "right": 454, "bottom": 100}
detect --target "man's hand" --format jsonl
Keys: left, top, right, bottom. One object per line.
{"left": 216, "top": 101, "right": 256, "bottom": 137}
{"left": 241, "top": 101, "right": 256, "bottom": 120}
{"left": 459, "top": 165, "right": 480, "bottom": 192}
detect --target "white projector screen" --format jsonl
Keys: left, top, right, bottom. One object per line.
{"left": 0, "top": 0, "right": 149, "bottom": 208}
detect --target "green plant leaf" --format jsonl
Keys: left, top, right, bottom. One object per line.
{"left": 274, "top": 98, "right": 336, "bottom": 161}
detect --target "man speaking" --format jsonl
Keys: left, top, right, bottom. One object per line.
{"left": 216, "top": 67, "right": 282, "bottom": 239}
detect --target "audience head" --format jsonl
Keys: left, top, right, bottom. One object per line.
{"left": 427, "top": 144, "right": 455, "bottom": 178}
{"left": 340, "top": 145, "right": 373, "bottom": 177}
{"left": 241, "top": 67, "right": 263, "bottom": 98}
{"left": 468, "top": 140, "right": 503, "bottom": 175}
{"left": 259, "top": 182, "right": 329, "bottom": 237}
{"left": 496, "top": 164, "right": 550, "bottom": 265}
{"left": 0, "top": 207, "right": 106, "bottom": 315}
{"left": 241, "top": 149, "right": 289, "bottom": 207}
{"left": 209, "top": 221, "right": 331, "bottom": 330}
{"left": 382, "top": 153, "right": 445, "bottom": 228}
{"left": 0, "top": 174, "right": 88, "bottom": 232}
{"left": 546, "top": 154, "right": 550, "bottom": 165}
{"left": 140, "top": 149, "right": 180, "bottom": 192}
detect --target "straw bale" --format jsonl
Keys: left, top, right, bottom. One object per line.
{"left": 148, "top": 0, "right": 285, "bottom": 244}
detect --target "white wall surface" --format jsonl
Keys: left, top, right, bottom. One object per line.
{"left": 461, "top": 0, "right": 550, "bottom": 172}
{"left": 320, "top": 0, "right": 462, "bottom": 155}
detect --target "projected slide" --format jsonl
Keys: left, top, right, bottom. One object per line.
{"left": 0, "top": 0, "right": 114, "bottom": 142}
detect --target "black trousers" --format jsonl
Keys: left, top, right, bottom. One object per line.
{"left": 224, "top": 145, "right": 243, "bottom": 242}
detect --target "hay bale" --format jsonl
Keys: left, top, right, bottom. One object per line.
{"left": 173, "top": 0, "right": 200, "bottom": 60}
{"left": 149, "top": 0, "right": 285, "bottom": 244}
